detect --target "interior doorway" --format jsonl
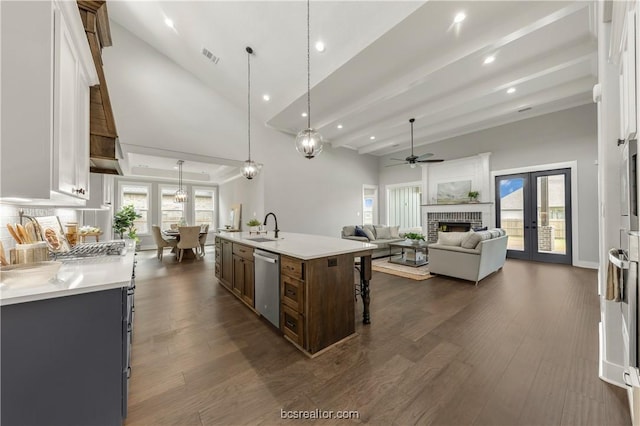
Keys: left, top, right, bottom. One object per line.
{"left": 495, "top": 168, "right": 572, "bottom": 264}
{"left": 363, "top": 185, "right": 378, "bottom": 225}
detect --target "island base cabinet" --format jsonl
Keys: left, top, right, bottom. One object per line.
{"left": 1, "top": 288, "right": 127, "bottom": 426}
{"left": 305, "top": 254, "right": 355, "bottom": 354}
{"left": 280, "top": 253, "right": 355, "bottom": 354}
{"left": 282, "top": 305, "right": 304, "bottom": 347}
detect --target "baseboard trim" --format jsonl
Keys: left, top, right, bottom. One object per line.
{"left": 574, "top": 260, "right": 599, "bottom": 269}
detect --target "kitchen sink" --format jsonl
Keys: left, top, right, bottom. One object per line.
{"left": 247, "top": 237, "right": 277, "bottom": 243}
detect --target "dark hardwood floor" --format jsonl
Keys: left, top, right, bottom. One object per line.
{"left": 125, "top": 247, "right": 631, "bottom": 425}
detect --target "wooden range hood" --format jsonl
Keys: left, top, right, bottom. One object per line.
{"left": 77, "top": 0, "right": 122, "bottom": 175}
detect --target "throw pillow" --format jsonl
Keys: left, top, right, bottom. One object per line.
{"left": 343, "top": 225, "right": 356, "bottom": 237}
{"left": 389, "top": 225, "right": 400, "bottom": 238}
{"left": 437, "top": 231, "right": 471, "bottom": 247}
{"left": 461, "top": 232, "right": 482, "bottom": 249}
{"left": 354, "top": 226, "right": 368, "bottom": 238}
{"left": 374, "top": 226, "right": 392, "bottom": 239}
{"left": 363, "top": 224, "right": 377, "bottom": 239}
{"left": 361, "top": 227, "right": 376, "bottom": 241}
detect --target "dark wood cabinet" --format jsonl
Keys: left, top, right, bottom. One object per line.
{"left": 220, "top": 239, "right": 233, "bottom": 290}
{"left": 218, "top": 236, "right": 363, "bottom": 355}
{"left": 232, "top": 243, "right": 254, "bottom": 307}
{"left": 280, "top": 253, "right": 355, "bottom": 354}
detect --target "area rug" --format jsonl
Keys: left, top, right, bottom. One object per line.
{"left": 371, "top": 258, "right": 434, "bottom": 281}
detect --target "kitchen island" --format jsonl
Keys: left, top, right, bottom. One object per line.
{"left": 215, "top": 231, "right": 376, "bottom": 356}
{"left": 0, "top": 241, "right": 136, "bottom": 426}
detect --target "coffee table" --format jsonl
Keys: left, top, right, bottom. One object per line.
{"left": 388, "top": 240, "right": 429, "bottom": 267}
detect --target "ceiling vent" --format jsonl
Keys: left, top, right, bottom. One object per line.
{"left": 518, "top": 107, "right": 532, "bottom": 113}
{"left": 201, "top": 47, "right": 220, "bottom": 64}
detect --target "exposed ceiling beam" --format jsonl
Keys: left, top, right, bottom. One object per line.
{"left": 332, "top": 41, "right": 596, "bottom": 148}
{"left": 360, "top": 77, "right": 595, "bottom": 155}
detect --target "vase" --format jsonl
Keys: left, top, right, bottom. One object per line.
{"left": 250, "top": 226, "right": 259, "bottom": 233}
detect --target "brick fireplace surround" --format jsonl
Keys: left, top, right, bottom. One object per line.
{"left": 422, "top": 203, "right": 494, "bottom": 243}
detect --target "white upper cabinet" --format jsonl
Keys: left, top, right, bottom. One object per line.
{"left": 613, "top": 2, "right": 638, "bottom": 141}
{"left": 0, "top": 1, "right": 98, "bottom": 205}
{"left": 84, "top": 173, "right": 114, "bottom": 210}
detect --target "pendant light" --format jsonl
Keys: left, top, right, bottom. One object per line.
{"left": 294, "top": 0, "right": 323, "bottom": 159}
{"left": 241, "top": 46, "right": 260, "bottom": 180}
{"left": 175, "top": 160, "right": 188, "bottom": 203}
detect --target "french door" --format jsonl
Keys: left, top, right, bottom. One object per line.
{"left": 495, "top": 168, "right": 572, "bottom": 264}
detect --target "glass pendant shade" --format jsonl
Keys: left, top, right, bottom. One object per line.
{"left": 296, "top": 0, "right": 323, "bottom": 160}
{"left": 295, "top": 128, "right": 323, "bottom": 159}
{"left": 243, "top": 46, "right": 260, "bottom": 180}
{"left": 175, "top": 160, "right": 187, "bottom": 203}
{"left": 174, "top": 188, "right": 188, "bottom": 203}
{"left": 241, "top": 159, "right": 259, "bottom": 179}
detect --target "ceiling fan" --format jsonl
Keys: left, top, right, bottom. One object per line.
{"left": 386, "top": 118, "right": 444, "bottom": 168}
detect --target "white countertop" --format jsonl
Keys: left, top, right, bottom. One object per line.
{"left": 216, "top": 231, "right": 376, "bottom": 260}
{"left": 0, "top": 243, "right": 136, "bottom": 306}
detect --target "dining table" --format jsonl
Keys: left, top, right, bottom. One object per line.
{"left": 162, "top": 229, "right": 208, "bottom": 259}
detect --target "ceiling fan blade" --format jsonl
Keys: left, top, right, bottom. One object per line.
{"left": 385, "top": 162, "right": 409, "bottom": 167}
{"left": 417, "top": 159, "right": 444, "bottom": 163}
{"left": 416, "top": 152, "right": 434, "bottom": 159}
{"left": 389, "top": 158, "right": 407, "bottom": 161}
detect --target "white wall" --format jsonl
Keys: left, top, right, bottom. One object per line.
{"left": 378, "top": 104, "right": 599, "bottom": 264}
{"left": 218, "top": 127, "right": 380, "bottom": 237}
{"left": 105, "top": 22, "right": 380, "bottom": 239}
{"left": 218, "top": 173, "right": 264, "bottom": 232}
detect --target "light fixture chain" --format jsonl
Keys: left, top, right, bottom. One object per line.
{"left": 307, "top": 0, "right": 311, "bottom": 130}
{"left": 247, "top": 49, "right": 251, "bottom": 160}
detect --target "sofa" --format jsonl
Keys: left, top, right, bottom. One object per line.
{"left": 428, "top": 229, "right": 508, "bottom": 285}
{"left": 341, "top": 224, "right": 405, "bottom": 258}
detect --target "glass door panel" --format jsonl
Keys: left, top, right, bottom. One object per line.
{"left": 536, "top": 174, "right": 566, "bottom": 255}
{"left": 498, "top": 176, "right": 526, "bottom": 252}
{"left": 496, "top": 168, "right": 572, "bottom": 264}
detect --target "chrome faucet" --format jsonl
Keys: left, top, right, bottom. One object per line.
{"left": 263, "top": 212, "right": 279, "bottom": 238}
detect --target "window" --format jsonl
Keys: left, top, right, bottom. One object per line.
{"left": 194, "top": 188, "right": 215, "bottom": 229}
{"left": 120, "top": 184, "right": 150, "bottom": 234}
{"left": 160, "top": 186, "right": 184, "bottom": 229}
{"left": 387, "top": 184, "right": 422, "bottom": 229}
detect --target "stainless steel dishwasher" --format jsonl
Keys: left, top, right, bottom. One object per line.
{"left": 253, "top": 249, "right": 280, "bottom": 328}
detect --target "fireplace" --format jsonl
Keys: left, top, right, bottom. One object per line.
{"left": 438, "top": 221, "right": 471, "bottom": 232}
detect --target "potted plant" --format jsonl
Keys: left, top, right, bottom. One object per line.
{"left": 247, "top": 219, "right": 262, "bottom": 233}
{"left": 113, "top": 204, "right": 142, "bottom": 245}
{"left": 468, "top": 190, "right": 480, "bottom": 203}
{"left": 404, "top": 232, "right": 425, "bottom": 245}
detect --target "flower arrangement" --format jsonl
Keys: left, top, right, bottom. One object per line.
{"left": 468, "top": 191, "right": 480, "bottom": 202}
{"left": 247, "top": 219, "right": 262, "bottom": 227}
{"left": 404, "top": 232, "right": 425, "bottom": 241}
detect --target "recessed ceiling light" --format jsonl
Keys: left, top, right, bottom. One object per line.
{"left": 370, "top": 136, "right": 376, "bottom": 140}
{"left": 263, "top": 94, "right": 270, "bottom": 101}
{"left": 337, "top": 124, "right": 343, "bottom": 129}
{"left": 315, "top": 41, "right": 325, "bottom": 52}
{"left": 453, "top": 12, "right": 466, "bottom": 24}
{"left": 484, "top": 55, "right": 495, "bottom": 65}
{"left": 164, "top": 18, "right": 175, "bottom": 29}
{"left": 173, "top": 166, "right": 178, "bottom": 169}
{"left": 507, "top": 87, "right": 516, "bottom": 94}
{"left": 301, "top": 112, "right": 308, "bottom": 117}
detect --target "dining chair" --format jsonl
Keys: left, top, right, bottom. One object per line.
{"left": 177, "top": 226, "right": 201, "bottom": 262}
{"left": 151, "top": 225, "right": 177, "bottom": 260}
{"left": 198, "top": 224, "right": 210, "bottom": 257}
